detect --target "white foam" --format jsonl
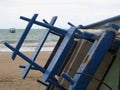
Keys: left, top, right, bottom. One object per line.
{"left": 0, "top": 45, "right": 54, "bottom": 52}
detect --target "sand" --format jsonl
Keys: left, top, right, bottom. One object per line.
{"left": 0, "top": 51, "right": 51, "bottom": 90}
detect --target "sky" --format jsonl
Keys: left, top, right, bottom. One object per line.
{"left": 0, "top": 0, "right": 120, "bottom": 29}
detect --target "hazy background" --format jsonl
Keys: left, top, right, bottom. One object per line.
{"left": 0, "top": 0, "right": 120, "bottom": 29}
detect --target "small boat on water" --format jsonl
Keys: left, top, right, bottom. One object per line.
{"left": 9, "top": 28, "right": 16, "bottom": 33}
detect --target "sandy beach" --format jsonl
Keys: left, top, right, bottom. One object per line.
{"left": 0, "top": 51, "right": 51, "bottom": 90}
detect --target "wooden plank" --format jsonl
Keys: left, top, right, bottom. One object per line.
{"left": 98, "top": 47, "right": 120, "bottom": 90}
{"left": 44, "top": 37, "right": 63, "bottom": 69}
{"left": 69, "top": 30, "right": 117, "bottom": 90}
{"left": 21, "top": 16, "right": 58, "bottom": 79}
{"left": 42, "top": 27, "right": 76, "bottom": 82}
{"left": 87, "top": 51, "right": 115, "bottom": 90}
{"left": 59, "top": 39, "right": 92, "bottom": 89}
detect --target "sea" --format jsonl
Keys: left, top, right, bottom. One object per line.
{"left": 0, "top": 29, "right": 59, "bottom": 52}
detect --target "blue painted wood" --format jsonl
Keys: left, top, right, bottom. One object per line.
{"left": 12, "top": 14, "right": 38, "bottom": 60}
{"left": 44, "top": 37, "right": 64, "bottom": 69}
{"left": 19, "top": 65, "right": 40, "bottom": 70}
{"left": 69, "top": 29, "right": 117, "bottom": 90}
{"left": 21, "top": 16, "right": 57, "bottom": 79}
{"left": 42, "top": 18, "right": 63, "bottom": 36}
{"left": 20, "top": 16, "right": 67, "bottom": 35}
{"left": 20, "top": 15, "right": 105, "bottom": 42}
{"left": 62, "top": 73, "right": 74, "bottom": 85}
{"left": 42, "top": 27, "right": 77, "bottom": 82}
{"left": 4, "top": 42, "right": 46, "bottom": 73}
{"left": 44, "top": 83, "right": 52, "bottom": 90}
{"left": 61, "top": 40, "right": 98, "bottom": 85}
{"left": 68, "top": 15, "right": 120, "bottom": 29}
{"left": 20, "top": 15, "right": 96, "bottom": 40}
{"left": 5, "top": 22, "right": 81, "bottom": 89}
{"left": 37, "top": 80, "right": 49, "bottom": 86}
{"left": 4, "top": 13, "right": 120, "bottom": 90}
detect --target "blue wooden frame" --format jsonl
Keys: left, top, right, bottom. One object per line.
{"left": 42, "top": 26, "right": 77, "bottom": 82}
{"left": 61, "top": 24, "right": 119, "bottom": 90}
{"left": 12, "top": 14, "right": 38, "bottom": 60}
{"left": 21, "top": 16, "right": 58, "bottom": 79}
{"left": 4, "top": 14, "right": 78, "bottom": 89}
{"left": 69, "top": 30, "right": 116, "bottom": 90}
{"left": 4, "top": 13, "right": 120, "bottom": 90}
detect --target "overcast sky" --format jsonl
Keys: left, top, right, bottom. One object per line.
{"left": 0, "top": 0, "right": 120, "bottom": 29}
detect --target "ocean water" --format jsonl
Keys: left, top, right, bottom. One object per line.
{"left": 0, "top": 29, "right": 59, "bottom": 52}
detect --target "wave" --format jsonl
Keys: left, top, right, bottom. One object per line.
{"left": 0, "top": 28, "right": 63, "bottom": 52}
{"left": 0, "top": 43, "right": 54, "bottom": 52}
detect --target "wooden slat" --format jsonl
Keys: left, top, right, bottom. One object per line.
{"left": 59, "top": 39, "right": 92, "bottom": 89}
{"left": 87, "top": 51, "right": 115, "bottom": 90}
{"left": 98, "top": 47, "right": 120, "bottom": 90}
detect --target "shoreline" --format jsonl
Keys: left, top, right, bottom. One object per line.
{"left": 0, "top": 47, "right": 54, "bottom": 52}
{"left": 0, "top": 44, "right": 54, "bottom": 52}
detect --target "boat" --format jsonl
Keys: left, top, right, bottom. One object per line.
{"left": 9, "top": 28, "right": 16, "bottom": 33}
